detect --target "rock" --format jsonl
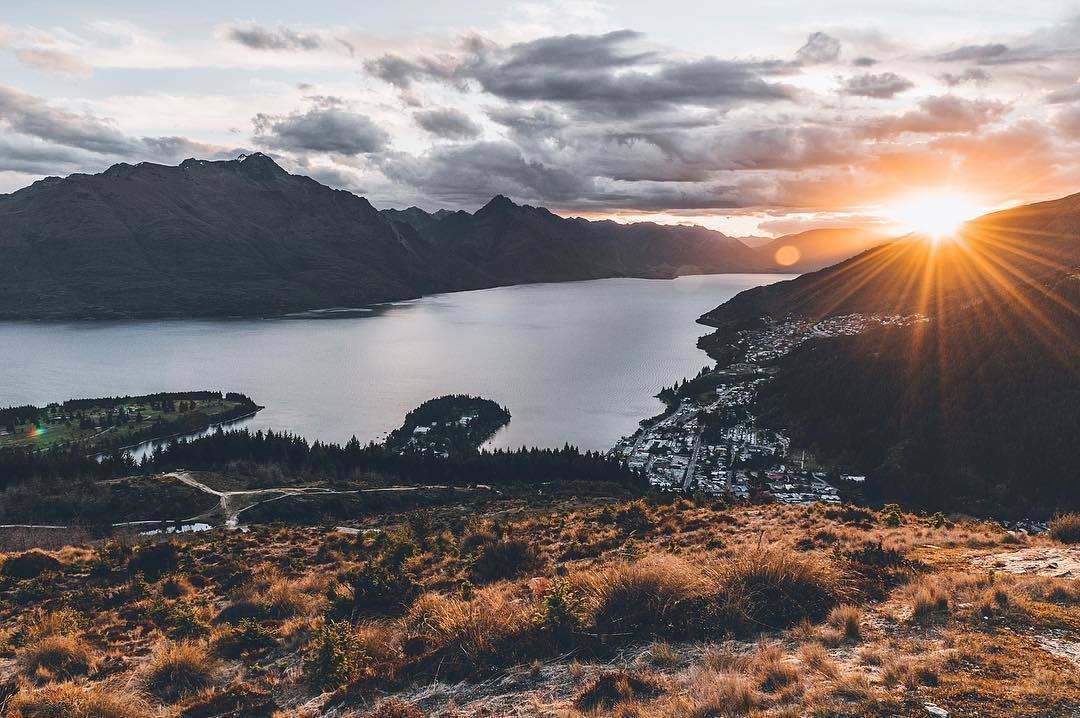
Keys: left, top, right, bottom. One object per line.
{"left": 924, "top": 703, "right": 949, "bottom": 717}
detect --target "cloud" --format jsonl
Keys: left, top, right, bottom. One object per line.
{"left": 935, "top": 43, "right": 1009, "bottom": 63}
{"left": 866, "top": 96, "right": 1010, "bottom": 137}
{"left": 14, "top": 47, "right": 92, "bottom": 77}
{"left": 366, "top": 31, "right": 795, "bottom": 117}
{"left": 254, "top": 107, "right": 388, "bottom": 155}
{"left": 937, "top": 68, "right": 990, "bottom": 86}
{"left": 225, "top": 24, "right": 322, "bottom": 51}
{"left": 852, "top": 56, "right": 878, "bottom": 67}
{"left": 1053, "top": 105, "right": 1080, "bottom": 138}
{"left": 1046, "top": 84, "right": 1080, "bottom": 104}
{"left": 413, "top": 107, "right": 481, "bottom": 139}
{"left": 0, "top": 84, "right": 136, "bottom": 155}
{"left": 381, "top": 141, "right": 593, "bottom": 206}
{"left": 841, "top": 71, "right": 914, "bottom": 98}
{"left": 796, "top": 32, "right": 841, "bottom": 64}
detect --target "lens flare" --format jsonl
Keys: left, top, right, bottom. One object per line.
{"left": 884, "top": 193, "right": 985, "bottom": 242}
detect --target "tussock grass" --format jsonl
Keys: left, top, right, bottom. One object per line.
{"left": 1049, "top": 513, "right": 1080, "bottom": 543}
{"left": 143, "top": 642, "right": 217, "bottom": 701}
{"left": 718, "top": 549, "right": 847, "bottom": 631}
{"left": 7, "top": 683, "right": 151, "bottom": 718}
{"left": 18, "top": 633, "right": 97, "bottom": 681}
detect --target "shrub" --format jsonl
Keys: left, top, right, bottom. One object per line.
{"left": 614, "top": 500, "right": 653, "bottom": 533}
{"left": 305, "top": 621, "right": 401, "bottom": 688}
{"left": 143, "top": 642, "right": 217, "bottom": 701}
{"left": 128, "top": 541, "right": 179, "bottom": 580}
{"left": 1049, "top": 513, "right": 1080, "bottom": 544}
{"left": 305, "top": 620, "right": 368, "bottom": 688}
{"left": 719, "top": 550, "right": 845, "bottom": 631}
{"left": 148, "top": 598, "right": 211, "bottom": 639}
{"left": 534, "top": 578, "right": 588, "bottom": 633}
{"left": 7, "top": 683, "right": 151, "bottom": 718}
{"left": 574, "top": 670, "right": 663, "bottom": 711}
{"left": 18, "top": 634, "right": 97, "bottom": 680}
{"left": 880, "top": 504, "right": 903, "bottom": 527}
{"left": 339, "top": 559, "right": 419, "bottom": 618}
{"left": 213, "top": 618, "right": 276, "bottom": 658}
{"left": 1, "top": 550, "right": 62, "bottom": 579}
{"left": 468, "top": 538, "right": 541, "bottom": 583}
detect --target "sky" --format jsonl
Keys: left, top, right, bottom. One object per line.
{"left": 2, "top": 1, "right": 1080, "bottom": 235}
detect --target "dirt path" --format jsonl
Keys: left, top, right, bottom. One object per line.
{"left": 164, "top": 471, "right": 481, "bottom": 529}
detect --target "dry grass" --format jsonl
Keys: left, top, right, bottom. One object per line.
{"left": 908, "top": 577, "right": 950, "bottom": 623}
{"left": 143, "top": 641, "right": 217, "bottom": 701}
{"left": 825, "top": 604, "right": 862, "bottom": 641}
{"left": 18, "top": 633, "right": 97, "bottom": 681}
{"left": 583, "top": 553, "right": 716, "bottom": 637}
{"left": 717, "top": 549, "right": 846, "bottom": 631}
{"left": 671, "top": 668, "right": 758, "bottom": 717}
{"left": 7, "top": 682, "right": 152, "bottom": 718}
{"left": 404, "top": 581, "right": 533, "bottom": 673}
{"left": 1048, "top": 513, "right": 1080, "bottom": 543}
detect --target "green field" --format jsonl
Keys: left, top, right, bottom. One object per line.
{"left": 0, "top": 391, "right": 261, "bottom": 454}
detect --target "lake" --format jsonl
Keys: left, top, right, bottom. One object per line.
{"left": 0, "top": 274, "right": 793, "bottom": 452}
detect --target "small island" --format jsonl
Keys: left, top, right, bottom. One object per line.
{"left": 0, "top": 391, "right": 262, "bottom": 454}
{"left": 385, "top": 394, "right": 511, "bottom": 456}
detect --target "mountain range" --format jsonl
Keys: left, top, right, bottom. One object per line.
{"left": 698, "top": 193, "right": 1080, "bottom": 516}
{"left": 0, "top": 153, "right": 885, "bottom": 320}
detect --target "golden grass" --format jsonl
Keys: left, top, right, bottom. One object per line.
{"left": 143, "top": 641, "right": 217, "bottom": 701}
{"left": 7, "top": 682, "right": 152, "bottom": 718}
{"left": 1048, "top": 513, "right": 1080, "bottom": 543}
{"left": 18, "top": 633, "right": 97, "bottom": 681}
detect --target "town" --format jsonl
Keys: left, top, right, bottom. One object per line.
{"left": 612, "top": 313, "right": 926, "bottom": 504}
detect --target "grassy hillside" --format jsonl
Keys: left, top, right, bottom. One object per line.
{"left": 0, "top": 493, "right": 1077, "bottom": 717}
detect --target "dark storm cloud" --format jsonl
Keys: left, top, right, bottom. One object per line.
{"left": 253, "top": 107, "right": 388, "bottom": 155}
{"left": 225, "top": 24, "right": 322, "bottom": 51}
{"left": 381, "top": 141, "right": 593, "bottom": 206}
{"left": 841, "top": 72, "right": 914, "bottom": 98}
{"left": 795, "top": 32, "right": 841, "bottom": 64}
{"left": 366, "top": 31, "right": 795, "bottom": 116}
{"left": 938, "top": 68, "right": 991, "bottom": 86}
{"left": 413, "top": 107, "right": 481, "bottom": 139}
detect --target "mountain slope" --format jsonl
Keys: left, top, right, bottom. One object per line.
{"left": 0, "top": 154, "right": 466, "bottom": 319}
{"left": 697, "top": 193, "right": 1080, "bottom": 515}
{"left": 0, "top": 157, "right": 779, "bottom": 320}
{"left": 421, "top": 196, "right": 773, "bottom": 284}
{"left": 756, "top": 227, "right": 889, "bottom": 272}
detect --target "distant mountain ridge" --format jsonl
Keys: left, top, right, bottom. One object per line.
{"left": 0, "top": 154, "right": 815, "bottom": 320}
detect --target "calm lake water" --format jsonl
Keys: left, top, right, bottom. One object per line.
{"left": 0, "top": 274, "right": 793, "bottom": 452}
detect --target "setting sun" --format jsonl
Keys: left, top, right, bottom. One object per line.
{"left": 884, "top": 193, "right": 986, "bottom": 241}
